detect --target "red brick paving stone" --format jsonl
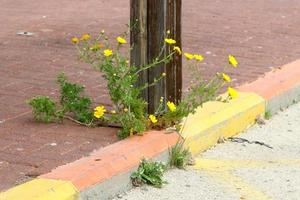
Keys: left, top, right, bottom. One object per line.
{"left": 0, "top": 138, "right": 16, "bottom": 152}
{"left": 0, "top": 162, "right": 36, "bottom": 191}
{"left": 0, "top": 116, "right": 118, "bottom": 191}
{"left": 181, "top": 0, "right": 300, "bottom": 89}
{"left": 1, "top": 0, "right": 300, "bottom": 192}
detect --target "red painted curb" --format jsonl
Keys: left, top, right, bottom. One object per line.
{"left": 40, "top": 131, "right": 179, "bottom": 190}
{"left": 238, "top": 60, "right": 300, "bottom": 100}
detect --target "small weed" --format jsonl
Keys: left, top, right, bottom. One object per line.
{"left": 57, "top": 73, "right": 93, "bottom": 124}
{"left": 27, "top": 96, "right": 57, "bottom": 123}
{"left": 131, "top": 159, "right": 167, "bottom": 188}
{"left": 264, "top": 110, "right": 272, "bottom": 120}
{"left": 169, "top": 141, "right": 191, "bottom": 169}
{"left": 28, "top": 73, "right": 94, "bottom": 125}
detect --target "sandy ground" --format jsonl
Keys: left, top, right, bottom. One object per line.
{"left": 121, "top": 102, "right": 300, "bottom": 200}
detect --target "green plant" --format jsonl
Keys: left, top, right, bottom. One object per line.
{"left": 28, "top": 73, "right": 95, "bottom": 125}
{"left": 74, "top": 31, "right": 239, "bottom": 137}
{"left": 150, "top": 65, "right": 236, "bottom": 131}
{"left": 131, "top": 159, "right": 167, "bottom": 188}
{"left": 264, "top": 110, "right": 272, "bottom": 120}
{"left": 57, "top": 73, "right": 93, "bottom": 124}
{"left": 27, "top": 96, "right": 57, "bottom": 123}
{"left": 169, "top": 141, "right": 191, "bottom": 169}
{"left": 75, "top": 32, "right": 174, "bottom": 138}
{"left": 28, "top": 30, "right": 239, "bottom": 140}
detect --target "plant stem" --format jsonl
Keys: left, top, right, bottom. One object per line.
{"left": 64, "top": 116, "right": 93, "bottom": 127}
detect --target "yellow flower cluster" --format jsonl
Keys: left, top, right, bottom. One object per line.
{"left": 94, "top": 106, "right": 106, "bottom": 119}
{"left": 149, "top": 115, "right": 158, "bottom": 123}
{"left": 222, "top": 73, "right": 231, "bottom": 82}
{"left": 81, "top": 33, "right": 91, "bottom": 41}
{"left": 103, "top": 49, "right": 113, "bottom": 57}
{"left": 165, "top": 38, "right": 176, "bottom": 45}
{"left": 227, "top": 87, "right": 238, "bottom": 99}
{"left": 167, "top": 101, "right": 176, "bottom": 112}
{"left": 229, "top": 55, "right": 238, "bottom": 67}
{"left": 71, "top": 33, "right": 90, "bottom": 44}
{"left": 71, "top": 37, "right": 79, "bottom": 44}
{"left": 225, "top": 55, "right": 238, "bottom": 98}
{"left": 165, "top": 38, "right": 205, "bottom": 62}
{"left": 116, "top": 36, "right": 127, "bottom": 44}
{"left": 194, "top": 54, "right": 204, "bottom": 61}
{"left": 173, "top": 46, "right": 181, "bottom": 55}
{"left": 184, "top": 53, "right": 204, "bottom": 61}
{"left": 184, "top": 53, "right": 194, "bottom": 60}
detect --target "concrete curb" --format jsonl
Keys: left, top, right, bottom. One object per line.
{"left": 181, "top": 92, "right": 265, "bottom": 155}
{"left": 1, "top": 59, "right": 300, "bottom": 200}
{"left": 239, "top": 60, "right": 300, "bottom": 115}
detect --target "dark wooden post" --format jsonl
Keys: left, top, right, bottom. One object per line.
{"left": 165, "top": 0, "right": 182, "bottom": 105}
{"left": 147, "top": 0, "right": 166, "bottom": 113}
{"left": 130, "top": 0, "right": 148, "bottom": 101}
{"left": 130, "top": 0, "right": 182, "bottom": 114}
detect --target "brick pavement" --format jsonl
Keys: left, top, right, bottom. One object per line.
{"left": 0, "top": 0, "right": 300, "bottom": 191}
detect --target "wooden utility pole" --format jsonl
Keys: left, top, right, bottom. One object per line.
{"left": 130, "top": 0, "right": 182, "bottom": 114}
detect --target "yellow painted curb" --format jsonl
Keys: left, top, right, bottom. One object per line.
{"left": 0, "top": 179, "right": 78, "bottom": 200}
{"left": 181, "top": 92, "right": 265, "bottom": 155}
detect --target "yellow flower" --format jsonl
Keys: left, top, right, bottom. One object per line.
{"left": 222, "top": 73, "right": 231, "bottom": 82}
{"left": 149, "top": 115, "right": 158, "bottom": 123}
{"left": 160, "top": 97, "right": 164, "bottom": 103}
{"left": 94, "top": 106, "right": 106, "bottom": 119}
{"left": 162, "top": 72, "right": 166, "bottom": 77}
{"left": 71, "top": 37, "right": 79, "bottom": 44}
{"left": 124, "top": 108, "right": 128, "bottom": 112}
{"left": 228, "top": 55, "right": 238, "bottom": 67}
{"left": 227, "top": 87, "right": 238, "bottom": 99}
{"left": 173, "top": 46, "right": 182, "bottom": 55}
{"left": 103, "top": 49, "right": 113, "bottom": 57}
{"left": 116, "top": 36, "right": 127, "bottom": 44}
{"left": 194, "top": 54, "right": 204, "bottom": 61}
{"left": 184, "top": 53, "right": 194, "bottom": 60}
{"left": 167, "top": 101, "right": 176, "bottom": 112}
{"left": 165, "top": 38, "right": 176, "bottom": 45}
{"left": 80, "top": 33, "right": 91, "bottom": 41}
